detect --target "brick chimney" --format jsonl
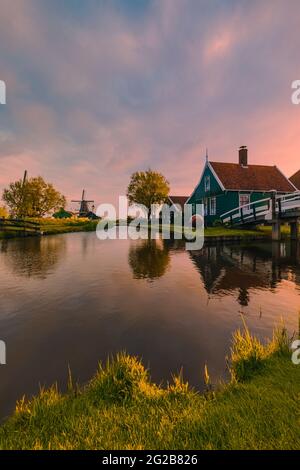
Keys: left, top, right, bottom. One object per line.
{"left": 239, "top": 146, "right": 248, "bottom": 166}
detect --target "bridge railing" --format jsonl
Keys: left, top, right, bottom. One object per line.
{"left": 0, "top": 218, "right": 41, "bottom": 235}
{"left": 220, "top": 197, "right": 272, "bottom": 226}
{"left": 276, "top": 191, "right": 300, "bottom": 215}
{"left": 220, "top": 191, "right": 300, "bottom": 226}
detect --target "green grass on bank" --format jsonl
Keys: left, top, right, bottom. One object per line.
{"left": 0, "top": 218, "right": 299, "bottom": 240}
{"left": 38, "top": 218, "right": 99, "bottom": 235}
{"left": 0, "top": 326, "right": 299, "bottom": 450}
{"left": 0, "top": 218, "right": 99, "bottom": 239}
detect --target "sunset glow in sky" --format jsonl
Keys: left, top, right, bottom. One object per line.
{"left": 0, "top": 0, "right": 299, "bottom": 207}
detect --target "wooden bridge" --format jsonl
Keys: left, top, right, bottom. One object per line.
{"left": 220, "top": 191, "right": 300, "bottom": 240}
{"left": 0, "top": 218, "right": 41, "bottom": 237}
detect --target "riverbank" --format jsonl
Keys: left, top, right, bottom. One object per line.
{"left": 0, "top": 218, "right": 298, "bottom": 241}
{"left": 0, "top": 326, "right": 298, "bottom": 450}
{"left": 0, "top": 218, "right": 98, "bottom": 239}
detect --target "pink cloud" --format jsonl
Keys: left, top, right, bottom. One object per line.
{"left": 0, "top": 0, "right": 300, "bottom": 209}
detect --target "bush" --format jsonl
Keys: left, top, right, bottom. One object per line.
{"left": 229, "top": 321, "right": 291, "bottom": 382}
{"left": 212, "top": 219, "right": 224, "bottom": 227}
{"left": 0, "top": 206, "right": 8, "bottom": 218}
{"left": 88, "top": 353, "right": 151, "bottom": 403}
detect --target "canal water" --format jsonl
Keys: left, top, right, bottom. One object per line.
{"left": 0, "top": 232, "right": 299, "bottom": 419}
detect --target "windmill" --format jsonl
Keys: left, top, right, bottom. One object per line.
{"left": 71, "top": 190, "right": 95, "bottom": 218}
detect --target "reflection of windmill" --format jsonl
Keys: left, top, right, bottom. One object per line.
{"left": 71, "top": 190, "right": 95, "bottom": 218}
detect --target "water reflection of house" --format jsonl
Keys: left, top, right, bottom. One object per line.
{"left": 189, "top": 242, "right": 300, "bottom": 306}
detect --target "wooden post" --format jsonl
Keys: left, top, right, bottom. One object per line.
{"left": 272, "top": 221, "right": 281, "bottom": 241}
{"left": 253, "top": 204, "right": 256, "bottom": 221}
{"left": 240, "top": 208, "right": 244, "bottom": 224}
{"left": 290, "top": 221, "right": 299, "bottom": 241}
{"left": 278, "top": 198, "right": 282, "bottom": 218}
{"left": 271, "top": 191, "right": 281, "bottom": 241}
{"left": 271, "top": 191, "right": 277, "bottom": 220}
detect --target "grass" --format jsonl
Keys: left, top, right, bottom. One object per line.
{"left": 0, "top": 218, "right": 99, "bottom": 239}
{"left": 38, "top": 218, "right": 99, "bottom": 235}
{"left": 137, "top": 223, "right": 268, "bottom": 239}
{"left": 204, "top": 226, "right": 267, "bottom": 238}
{"left": 0, "top": 325, "right": 299, "bottom": 450}
{"left": 1, "top": 217, "right": 299, "bottom": 240}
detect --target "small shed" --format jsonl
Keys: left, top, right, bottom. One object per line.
{"left": 53, "top": 208, "right": 73, "bottom": 219}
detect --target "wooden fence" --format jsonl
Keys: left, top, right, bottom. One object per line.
{"left": 0, "top": 218, "right": 41, "bottom": 236}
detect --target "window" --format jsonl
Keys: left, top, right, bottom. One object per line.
{"left": 204, "top": 175, "right": 210, "bottom": 192}
{"left": 204, "top": 198, "right": 208, "bottom": 216}
{"left": 210, "top": 197, "right": 216, "bottom": 216}
{"left": 239, "top": 193, "right": 250, "bottom": 212}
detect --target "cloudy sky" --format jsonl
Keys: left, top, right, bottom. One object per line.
{"left": 0, "top": 0, "right": 299, "bottom": 207}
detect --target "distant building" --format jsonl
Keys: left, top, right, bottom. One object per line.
{"left": 290, "top": 170, "right": 300, "bottom": 190}
{"left": 53, "top": 208, "right": 73, "bottom": 219}
{"left": 187, "top": 146, "right": 296, "bottom": 226}
{"left": 159, "top": 195, "right": 189, "bottom": 224}
{"left": 166, "top": 196, "right": 189, "bottom": 211}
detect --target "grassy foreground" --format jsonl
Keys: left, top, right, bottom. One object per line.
{"left": 0, "top": 327, "right": 299, "bottom": 450}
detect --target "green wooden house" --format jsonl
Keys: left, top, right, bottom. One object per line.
{"left": 290, "top": 170, "right": 300, "bottom": 190}
{"left": 187, "top": 146, "right": 296, "bottom": 226}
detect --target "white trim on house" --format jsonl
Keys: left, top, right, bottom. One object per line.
{"left": 210, "top": 196, "right": 217, "bottom": 216}
{"left": 186, "top": 159, "right": 225, "bottom": 204}
{"left": 239, "top": 193, "right": 251, "bottom": 213}
{"left": 222, "top": 188, "right": 292, "bottom": 193}
{"left": 274, "top": 165, "right": 298, "bottom": 192}
{"left": 186, "top": 160, "right": 209, "bottom": 203}
{"left": 207, "top": 162, "right": 226, "bottom": 191}
{"left": 187, "top": 159, "right": 295, "bottom": 204}
{"left": 204, "top": 175, "right": 211, "bottom": 192}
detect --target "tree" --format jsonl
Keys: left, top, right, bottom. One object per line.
{"left": 0, "top": 206, "right": 8, "bottom": 218}
{"left": 127, "top": 169, "right": 170, "bottom": 220}
{"left": 2, "top": 176, "right": 66, "bottom": 218}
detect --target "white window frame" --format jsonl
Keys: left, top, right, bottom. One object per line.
{"left": 210, "top": 197, "right": 216, "bottom": 216}
{"left": 204, "top": 175, "right": 210, "bottom": 192}
{"left": 204, "top": 198, "right": 208, "bottom": 216}
{"left": 239, "top": 193, "right": 251, "bottom": 213}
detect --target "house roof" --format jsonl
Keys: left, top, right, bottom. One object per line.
{"left": 209, "top": 162, "right": 295, "bottom": 192}
{"left": 168, "top": 195, "right": 189, "bottom": 208}
{"left": 290, "top": 170, "right": 300, "bottom": 190}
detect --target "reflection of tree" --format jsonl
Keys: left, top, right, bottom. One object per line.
{"left": 2, "top": 236, "right": 66, "bottom": 278}
{"left": 129, "top": 239, "right": 171, "bottom": 280}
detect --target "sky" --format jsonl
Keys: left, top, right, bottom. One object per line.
{"left": 0, "top": 0, "right": 299, "bottom": 208}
